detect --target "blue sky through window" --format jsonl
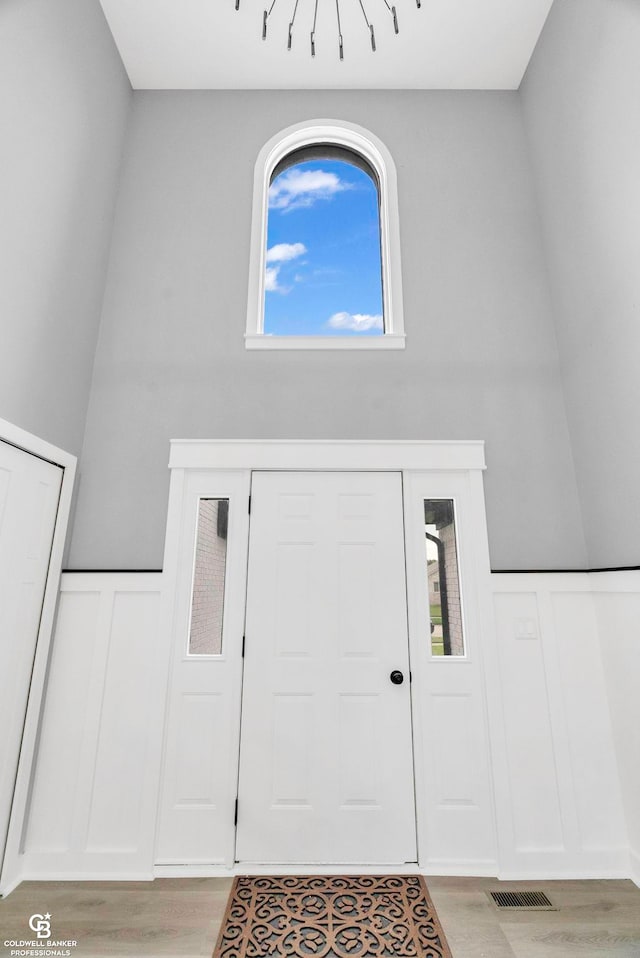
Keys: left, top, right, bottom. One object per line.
{"left": 264, "top": 158, "right": 384, "bottom": 336}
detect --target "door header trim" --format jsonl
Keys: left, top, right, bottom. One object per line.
{"left": 168, "top": 440, "right": 486, "bottom": 472}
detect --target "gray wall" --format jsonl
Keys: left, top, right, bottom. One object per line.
{"left": 68, "top": 90, "right": 586, "bottom": 570}
{"left": 521, "top": 0, "right": 640, "bottom": 567}
{"left": 0, "top": 0, "right": 131, "bottom": 455}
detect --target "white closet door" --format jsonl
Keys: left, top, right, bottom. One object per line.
{"left": 0, "top": 441, "right": 62, "bottom": 864}
{"left": 236, "top": 471, "right": 417, "bottom": 865}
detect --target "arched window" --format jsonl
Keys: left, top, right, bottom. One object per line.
{"left": 245, "top": 121, "right": 405, "bottom": 350}
{"left": 265, "top": 148, "right": 383, "bottom": 338}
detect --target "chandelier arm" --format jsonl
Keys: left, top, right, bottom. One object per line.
{"left": 379, "top": 0, "right": 399, "bottom": 34}
{"left": 357, "top": 0, "right": 377, "bottom": 51}
{"left": 336, "top": 0, "right": 344, "bottom": 59}
{"left": 357, "top": 0, "right": 372, "bottom": 28}
{"left": 262, "top": 0, "right": 278, "bottom": 39}
{"left": 288, "top": 0, "right": 300, "bottom": 49}
{"left": 239, "top": 0, "right": 420, "bottom": 57}
{"left": 310, "top": 0, "right": 319, "bottom": 55}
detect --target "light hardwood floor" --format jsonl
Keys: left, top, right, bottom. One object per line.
{"left": 1, "top": 877, "right": 639, "bottom": 957}
{"left": 428, "top": 877, "right": 640, "bottom": 958}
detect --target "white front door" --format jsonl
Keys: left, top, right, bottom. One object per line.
{"left": 0, "top": 441, "right": 62, "bottom": 868}
{"left": 236, "top": 471, "right": 417, "bottom": 865}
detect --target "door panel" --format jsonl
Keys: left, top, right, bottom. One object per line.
{"left": 0, "top": 441, "right": 62, "bottom": 867}
{"left": 155, "top": 472, "right": 249, "bottom": 865}
{"left": 236, "top": 471, "right": 417, "bottom": 864}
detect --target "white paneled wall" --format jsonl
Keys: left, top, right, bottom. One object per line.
{"left": 19, "top": 570, "right": 635, "bottom": 882}
{"left": 591, "top": 572, "right": 640, "bottom": 886}
{"left": 490, "top": 574, "right": 628, "bottom": 878}
{"left": 22, "top": 574, "right": 164, "bottom": 880}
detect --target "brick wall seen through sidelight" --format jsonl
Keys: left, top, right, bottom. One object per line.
{"left": 440, "top": 520, "right": 464, "bottom": 655}
{"left": 189, "top": 499, "right": 228, "bottom": 655}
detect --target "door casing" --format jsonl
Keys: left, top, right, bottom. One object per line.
{"left": 156, "top": 440, "right": 496, "bottom": 874}
{"left": 0, "top": 418, "right": 76, "bottom": 898}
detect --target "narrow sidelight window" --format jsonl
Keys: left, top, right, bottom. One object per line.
{"left": 188, "top": 498, "right": 229, "bottom": 655}
{"left": 424, "top": 500, "right": 465, "bottom": 656}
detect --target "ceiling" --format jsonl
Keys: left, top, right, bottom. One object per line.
{"left": 99, "top": 0, "right": 555, "bottom": 91}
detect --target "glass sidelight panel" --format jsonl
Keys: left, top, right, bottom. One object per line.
{"left": 188, "top": 499, "right": 229, "bottom": 655}
{"left": 424, "top": 500, "right": 465, "bottom": 656}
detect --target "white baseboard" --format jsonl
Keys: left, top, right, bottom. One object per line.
{"left": 154, "top": 864, "right": 234, "bottom": 878}
{"left": 0, "top": 874, "right": 23, "bottom": 898}
{"left": 153, "top": 862, "right": 500, "bottom": 879}
{"left": 155, "top": 863, "right": 423, "bottom": 878}
{"left": 21, "top": 871, "right": 155, "bottom": 883}
{"left": 498, "top": 867, "right": 630, "bottom": 881}
{"left": 494, "top": 843, "right": 630, "bottom": 882}
{"left": 421, "top": 860, "right": 498, "bottom": 877}
{"left": 13, "top": 858, "right": 637, "bottom": 888}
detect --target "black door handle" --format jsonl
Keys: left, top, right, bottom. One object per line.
{"left": 390, "top": 670, "right": 404, "bottom": 685}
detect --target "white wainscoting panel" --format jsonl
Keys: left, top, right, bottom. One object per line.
{"left": 493, "top": 591, "right": 564, "bottom": 854}
{"left": 491, "top": 574, "right": 628, "bottom": 878}
{"left": 16, "top": 567, "right": 636, "bottom": 883}
{"left": 22, "top": 573, "right": 164, "bottom": 880}
{"left": 591, "top": 572, "right": 640, "bottom": 888}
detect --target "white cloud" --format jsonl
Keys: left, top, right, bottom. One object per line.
{"left": 265, "top": 266, "right": 282, "bottom": 292}
{"left": 265, "top": 242, "right": 307, "bottom": 293}
{"left": 266, "top": 242, "right": 307, "bottom": 264}
{"left": 327, "top": 311, "right": 384, "bottom": 332}
{"left": 269, "top": 169, "right": 349, "bottom": 212}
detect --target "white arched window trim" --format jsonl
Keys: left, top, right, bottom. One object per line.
{"left": 245, "top": 119, "right": 406, "bottom": 350}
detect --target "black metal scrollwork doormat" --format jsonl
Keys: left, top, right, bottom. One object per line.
{"left": 213, "top": 875, "right": 452, "bottom": 958}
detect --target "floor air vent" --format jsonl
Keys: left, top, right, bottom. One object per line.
{"left": 489, "top": 891, "right": 555, "bottom": 910}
